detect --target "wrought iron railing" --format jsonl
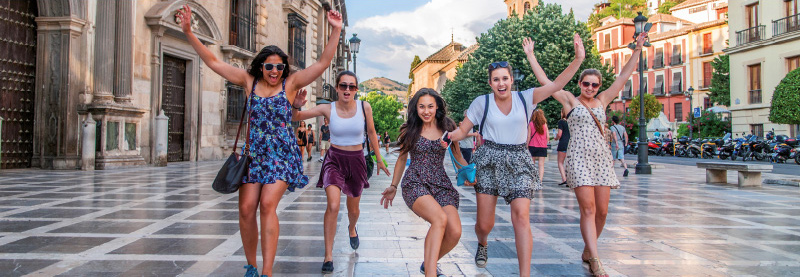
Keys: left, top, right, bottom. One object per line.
{"left": 736, "top": 25, "right": 765, "bottom": 46}
{"left": 749, "top": 89, "right": 762, "bottom": 104}
{"left": 701, "top": 46, "right": 713, "bottom": 55}
{"left": 653, "top": 85, "right": 664, "bottom": 96}
{"left": 773, "top": 13, "right": 800, "bottom": 37}
{"left": 670, "top": 54, "right": 682, "bottom": 65}
{"left": 670, "top": 84, "right": 683, "bottom": 94}
{"left": 653, "top": 55, "right": 664, "bottom": 68}
{"left": 230, "top": 0, "right": 256, "bottom": 52}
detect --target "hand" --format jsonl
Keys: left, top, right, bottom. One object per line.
{"left": 293, "top": 88, "right": 308, "bottom": 108}
{"left": 573, "top": 33, "right": 585, "bottom": 61}
{"left": 327, "top": 10, "right": 343, "bottom": 29}
{"left": 522, "top": 37, "right": 535, "bottom": 56}
{"left": 376, "top": 158, "right": 391, "bottom": 176}
{"left": 380, "top": 186, "right": 397, "bottom": 209}
{"left": 635, "top": 31, "right": 648, "bottom": 50}
{"left": 464, "top": 179, "right": 476, "bottom": 187}
{"left": 177, "top": 5, "right": 193, "bottom": 34}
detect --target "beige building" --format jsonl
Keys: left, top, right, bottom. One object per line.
{"left": 505, "top": 0, "right": 539, "bottom": 17}
{"left": 410, "top": 40, "right": 477, "bottom": 94}
{"left": 725, "top": 0, "right": 800, "bottom": 137}
{"left": 0, "top": 0, "right": 349, "bottom": 170}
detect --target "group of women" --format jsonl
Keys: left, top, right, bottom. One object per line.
{"left": 178, "top": 4, "right": 648, "bottom": 277}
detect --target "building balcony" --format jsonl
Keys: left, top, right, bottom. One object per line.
{"left": 749, "top": 89, "right": 762, "bottom": 104}
{"left": 622, "top": 89, "right": 632, "bottom": 100}
{"left": 653, "top": 56, "right": 664, "bottom": 69}
{"left": 699, "top": 79, "right": 711, "bottom": 89}
{"left": 735, "top": 25, "right": 765, "bottom": 46}
{"left": 653, "top": 86, "right": 664, "bottom": 96}
{"left": 670, "top": 84, "right": 683, "bottom": 95}
{"left": 670, "top": 54, "right": 682, "bottom": 65}
{"left": 773, "top": 13, "right": 800, "bottom": 37}
{"left": 701, "top": 47, "right": 714, "bottom": 55}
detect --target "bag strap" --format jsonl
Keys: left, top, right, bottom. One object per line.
{"left": 233, "top": 80, "right": 256, "bottom": 154}
{"left": 362, "top": 100, "right": 371, "bottom": 153}
{"left": 447, "top": 147, "right": 463, "bottom": 171}
{"left": 518, "top": 91, "right": 529, "bottom": 122}
{"left": 578, "top": 98, "right": 604, "bottom": 136}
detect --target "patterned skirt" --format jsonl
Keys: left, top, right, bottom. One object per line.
{"left": 472, "top": 140, "right": 541, "bottom": 204}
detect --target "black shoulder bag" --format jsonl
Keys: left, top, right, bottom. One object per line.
{"left": 362, "top": 100, "right": 376, "bottom": 179}
{"left": 212, "top": 81, "right": 255, "bottom": 194}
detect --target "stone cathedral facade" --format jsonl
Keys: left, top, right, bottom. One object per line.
{"left": 0, "top": 0, "right": 350, "bottom": 170}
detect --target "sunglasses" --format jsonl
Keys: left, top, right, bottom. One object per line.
{"left": 489, "top": 61, "right": 510, "bottom": 69}
{"left": 338, "top": 83, "right": 358, "bottom": 91}
{"left": 262, "top": 63, "right": 286, "bottom": 71}
{"left": 581, "top": 81, "right": 600, "bottom": 88}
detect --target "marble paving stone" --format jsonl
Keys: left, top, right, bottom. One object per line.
{"left": 8, "top": 208, "right": 101, "bottom": 219}
{"left": 186, "top": 210, "right": 239, "bottom": 221}
{"left": 0, "top": 220, "right": 58, "bottom": 232}
{"left": 54, "top": 200, "right": 128, "bottom": 208}
{"left": 0, "top": 236, "right": 114, "bottom": 254}
{"left": 666, "top": 242, "right": 795, "bottom": 262}
{"left": 109, "top": 238, "right": 226, "bottom": 255}
{"left": 49, "top": 221, "right": 153, "bottom": 234}
{"left": 154, "top": 222, "right": 239, "bottom": 236}
{"left": 0, "top": 259, "right": 59, "bottom": 276}
{"left": 21, "top": 192, "right": 89, "bottom": 199}
{"left": 98, "top": 209, "right": 182, "bottom": 220}
{"left": 92, "top": 193, "right": 153, "bottom": 201}
{"left": 131, "top": 201, "right": 202, "bottom": 209}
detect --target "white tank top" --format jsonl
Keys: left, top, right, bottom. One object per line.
{"left": 329, "top": 101, "right": 365, "bottom": 146}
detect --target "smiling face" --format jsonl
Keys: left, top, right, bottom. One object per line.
{"left": 579, "top": 74, "right": 601, "bottom": 98}
{"left": 261, "top": 54, "right": 285, "bottom": 86}
{"left": 489, "top": 68, "right": 513, "bottom": 100}
{"left": 416, "top": 95, "right": 437, "bottom": 124}
{"left": 299, "top": 121, "right": 306, "bottom": 129}
{"left": 336, "top": 75, "right": 357, "bottom": 102}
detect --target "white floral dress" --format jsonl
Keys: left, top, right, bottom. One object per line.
{"left": 565, "top": 105, "right": 620, "bottom": 189}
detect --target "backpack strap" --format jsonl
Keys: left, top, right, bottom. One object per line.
{"left": 518, "top": 91, "right": 529, "bottom": 122}
{"left": 479, "top": 94, "right": 490, "bottom": 136}
{"left": 361, "top": 100, "right": 371, "bottom": 153}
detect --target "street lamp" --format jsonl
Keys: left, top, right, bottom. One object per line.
{"left": 685, "top": 86, "right": 695, "bottom": 139}
{"left": 629, "top": 12, "right": 653, "bottom": 175}
{"left": 348, "top": 33, "right": 361, "bottom": 74}
{"left": 513, "top": 68, "right": 525, "bottom": 91}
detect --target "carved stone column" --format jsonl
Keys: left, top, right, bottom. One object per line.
{"left": 93, "top": 0, "right": 115, "bottom": 104}
{"left": 113, "top": 0, "right": 134, "bottom": 103}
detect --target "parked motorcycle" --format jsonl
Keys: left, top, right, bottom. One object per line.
{"left": 730, "top": 135, "right": 748, "bottom": 160}
{"left": 771, "top": 142, "right": 793, "bottom": 163}
{"left": 687, "top": 138, "right": 702, "bottom": 158}
{"left": 626, "top": 138, "right": 639, "bottom": 155}
{"left": 660, "top": 138, "right": 675, "bottom": 156}
{"left": 742, "top": 135, "right": 766, "bottom": 161}
{"left": 701, "top": 139, "right": 717, "bottom": 159}
{"left": 648, "top": 138, "right": 663, "bottom": 156}
{"left": 674, "top": 137, "right": 690, "bottom": 157}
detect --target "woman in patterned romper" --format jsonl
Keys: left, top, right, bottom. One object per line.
{"left": 380, "top": 89, "right": 468, "bottom": 277}
{"left": 178, "top": 6, "right": 343, "bottom": 277}
{"left": 447, "top": 34, "right": 586, "bottom": 277}
{"left": 525, "top": 33, "right": 648, "bottom": 277}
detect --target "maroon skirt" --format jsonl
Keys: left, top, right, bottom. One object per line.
{"left": 316, "top": 147, "right": 369, "bottom": 197}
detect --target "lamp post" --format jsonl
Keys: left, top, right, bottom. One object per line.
{"left": 513, "top": 68, "right": 525, "bottom": 91}
{"left": 348, "top": 33, "right": 361, "bottom": 75}
{"left": 685, "top": 86, "right": 694, "bottom": 139}
{"left": 629, "top": 12, "right": 652, "bottom": 174}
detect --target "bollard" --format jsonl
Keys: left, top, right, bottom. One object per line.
{"left": 81, "top": 113, "right": 96, "bottom": 170}
{"left": 154, "top": 110, "right": 169, "bottom": 166}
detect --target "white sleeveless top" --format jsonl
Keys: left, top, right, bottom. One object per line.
{"left": 329, "top": 101, "right": 365, "bottom": 146}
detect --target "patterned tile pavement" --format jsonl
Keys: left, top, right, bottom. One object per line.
{"left": 1, "top": 148, "right": 800, "bottom": 276}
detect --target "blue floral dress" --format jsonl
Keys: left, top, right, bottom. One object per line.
{"left": 243, "top": 80, "right": 308, "bottom": 191}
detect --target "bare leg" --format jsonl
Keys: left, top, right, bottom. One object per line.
{"left": 475, "top": 193, "right": 498, "bottom": 246}
{"left": 510, "top": 197, "right": 533, "bottom": 277}
{"left": 438, "top": 205, "right": 462, "bottom": 259}
{"left": 323, "top": 185, "right": 341, "bottom": 262}
{"left": 410, "top": 195, "right": 449, "bottom": 277}
{"left": 238, "top": 183, "right": 262, "bottom": 268}
{"left": 574, "top": 186, "right": 599, "bottom": 261}
{"left": 299, "top": 145, "right": 305, "bottom": 161}
{"left": 537, "top": 156, "right": 545, "bottom": 182}
{"left": 593, "top": 186, "right": 611, "bottom": 238}
{"left": 258, "top": 181, "right": 289, "bottom": 276}
{"left": 346, "top": 194, "right": 361, "bottom": 237}
{"left": 557, "top": 152, "right": 567, "bottom": 182}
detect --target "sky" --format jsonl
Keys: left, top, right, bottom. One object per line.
{"left": 344, "top": 0, "right": 599, "bottom": 83}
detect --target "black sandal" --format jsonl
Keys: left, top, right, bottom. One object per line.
{"left": 558, "top": 181, "right": 568, "bottom": 186}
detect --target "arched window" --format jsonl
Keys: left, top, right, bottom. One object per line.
{"left": 230, "top": 0, "right": 256, "bottom": 51}
{"left": 524, "top": 2, "right": 531, "bottom": 13}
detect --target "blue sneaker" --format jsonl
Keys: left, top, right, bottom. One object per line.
{"left": 420, "top": 262, "right": 446, "bottom": 277}
{"left": 243, "top": 265, "right": 258, "bottom": 277}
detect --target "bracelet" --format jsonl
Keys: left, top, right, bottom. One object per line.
{"left": 292, "top": 105, "right": 302, "bottom": 109}
{"left": 390, "top": 184, "right": 398, "bottom": 188}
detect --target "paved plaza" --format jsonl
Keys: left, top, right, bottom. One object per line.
{"left": 1, "top": 149, "right": 800, "bottom": 276}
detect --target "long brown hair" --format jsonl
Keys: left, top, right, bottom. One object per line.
{"left": 396, "top": 88, "right": 456, "bottom": 155}
{"left": 531, "top": 109, "right": 546, "bottom": 134}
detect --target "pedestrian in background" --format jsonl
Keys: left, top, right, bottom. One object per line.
{"left": 556, "top": 109, "right": 570, "bottom": 186}
{"left": 177, "top": 5, "right": 341, "bottom": 276}
{"left": 654, "top": 129, "right": 661, "bottom": 139}
{"left": 318, "top": 118, "right": 330, "bottom": 162}
{"left": 610, "top": 116, "right": 629, "bottom": 176}
{"left": 306, "top": 124, "right": 315, "bottom": 162}
{"left": 292, "top": 70, "right": 390, "bottom": 273}
{"left": 528, "top": 109, "right": 548, "bottom": 183}
{"left": 527, "top": 31, "right": 648, "bottom": 277}
{"left": 383, "top": 131, "right": 391, "bottom": 154}
{"left": 380, "top": 88, "right": 469, "bottom": 277}
{"left": 296, "top": 121, "right": 308, "bottom": 162}
{"left": 666, "top": 128, "right": 673, "bottom": 140}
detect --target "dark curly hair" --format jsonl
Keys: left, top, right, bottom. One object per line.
{"left": 247, "top": 45, "right": 291, "bottom": 85}
{"left": 396, "top": 88, "right": 456, "bottom": 155}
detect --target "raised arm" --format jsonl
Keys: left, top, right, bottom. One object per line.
{"left": 530, "top": 34, "right": 585, "bottom": 104}
{"left": 597, "top": 32, "right": 648, "bottom": 106}
{"left": 447, "top": 117, "right": 475, "bottom": 142}
{"left": 290, "top": 89, "right": 330, "bottom": 121}
{"left": 178, "top": 5, "right": 249, "bottom": 88}
{"left": 286, "top": 10, "right": 343, "bottom": 94}
{"left": 523, "top": 37, "right": 576, "bottom": 109}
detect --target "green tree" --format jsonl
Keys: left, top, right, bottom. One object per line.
{"left": 689, "top": 111, "right": 731, "bottom": 137}
{"left": 407, "top": 55, "right": 422, "bottom": 99}
{"left": 362, "top": 91, "right": 404, "bottom": 140}
{"left": 628, "top": 93, "right": 661, "bottom": 122}
{"left": 587, "top": 0, "right": 647, "bottom": 29}
{"left": 657, "top": 0, "right": 684, "bottom": 14}
{"left": 708, "top": 54, "right": 730, "bottom": 106}
{"left": 442, "top": 3, "right": 614, "bottom": 126}
{"left": 769, "top": 68, "right": 800, "bottom": 125}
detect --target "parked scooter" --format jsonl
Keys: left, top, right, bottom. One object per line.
{"left": 687, "top": 138, "right": 702, "bottom": 158}
{"left": 743, "top": 135, "right": 766, "bottom": 161}
{"left": 659, "top": 138, "right": 675, "bottom": 156}
{"left": 701, "top": 138, "right": 717, "bottom": 159}
{"left": 674, "top": 136, "right": 690, "bottom": 157}
{"left": 716, "top": 133, "right": 735, "bottom": 160}
{"left": 648, "top": 138, "right": 663, "bottom": 156}
{"left": 771, "top": 142, "right": 793, "bottom": 163}
{"left": 626, "top": 138, "right": 639, "bottom": 155}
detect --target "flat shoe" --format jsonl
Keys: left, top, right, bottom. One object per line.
{"left": 349, "top": 226, "right": 359, "bottom": 249}
{"left": 558, "top": 181, "right": 568, "bottom": 186}
{"left": 321, "top": 261, "right": 334, "bottom": 273}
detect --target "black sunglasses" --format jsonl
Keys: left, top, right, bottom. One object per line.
{"left": 338, "top": 83, "right": 358, "bottom": 91}
{"left": 262, "top": 63, "right": 286, "bottom": 71}
{"left": 581, "top": 81, "right": 600, "bottom": 88}
{"left": 489, "top": 61, "right": 510, "bottom": 69}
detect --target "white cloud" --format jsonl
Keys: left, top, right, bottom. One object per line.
{"left": 349, "top": 0, "right": 506, "bottom": 83}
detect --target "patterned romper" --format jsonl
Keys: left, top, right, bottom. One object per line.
{"left": 243, "top": 80, "right": 309, "bottom": 191}
{"left": 565, "top": 104, "right": 620, "bottom": 189}
{"left": 401, "top": 137, "right": 459, "bottom": 209}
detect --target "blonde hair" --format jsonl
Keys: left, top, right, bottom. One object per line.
{"left": 532, "top": 109, "right": 546, "bottom": 134}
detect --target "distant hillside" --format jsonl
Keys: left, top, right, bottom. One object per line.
{"left": 359, "top": 77, "right": 409, "bottom": 104}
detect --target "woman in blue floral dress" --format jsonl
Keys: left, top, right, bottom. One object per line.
{"left": 177, "top": 5, "right": 343, "bottom": 277}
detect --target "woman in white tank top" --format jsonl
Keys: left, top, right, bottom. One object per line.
{"left": 291, "top": 71, "right": 390, "bottom": 273}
